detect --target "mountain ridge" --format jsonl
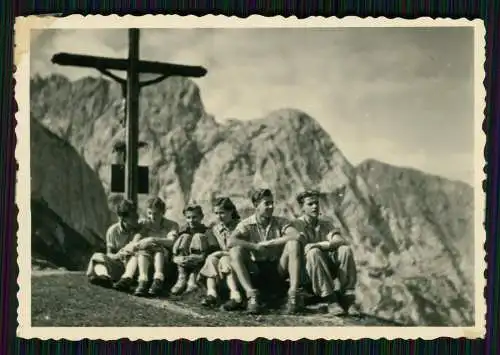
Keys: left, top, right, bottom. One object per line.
{"left": 30, "top": 73, "right": 475, "bottom": 326}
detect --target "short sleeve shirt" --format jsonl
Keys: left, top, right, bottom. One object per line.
{"left": 233, "top": 215, "right": 290, "bottom": 260}
{"left": 138, "top": 217, "right": 180, "bottom": 242}
{"left": 211, "top": 220, "right": 239, "bottom": 251}
{"left": 285, "top": 216, "right": 341, "bottom": 245}
{"left": 106, "top": 222, "right": 137, "bottom": 252}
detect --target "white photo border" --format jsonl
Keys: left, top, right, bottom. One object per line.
{"left": 14, "top": 14, "right": 487, "bottom": 341}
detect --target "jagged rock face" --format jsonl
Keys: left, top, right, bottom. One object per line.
{"left": 354, "top": 160, "right": 475, "bottom": 325}
{"left": 30, "top": 74, "right": 475, "bottom": 326}
{"left": 30, "top": 118, "right": 110, "bottom": 269}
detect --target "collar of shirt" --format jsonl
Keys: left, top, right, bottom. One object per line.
{"left": 299, "top": 215, "right": 323, "bottom": 240}
{"left": 251, "top": 214, "right": 277, "bottom": 242}
{"left": 214, "top": 221, "right": 238, "bottom": 248}
{"left": 119, "top": 221, "right": 137, "bottom": 235}
{"left": 179, "top": 223, "right": 207, "bottom": 235}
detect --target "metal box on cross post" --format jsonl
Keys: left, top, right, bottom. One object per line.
{"left": 111, "top": 141, "right": 149, "bottom": 194}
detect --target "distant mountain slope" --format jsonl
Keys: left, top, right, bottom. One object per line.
{"left": 30, "top": 74, "right": 476, "bottom": 326}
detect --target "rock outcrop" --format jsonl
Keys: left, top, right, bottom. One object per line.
{"left": 30, "top": 74, "right": 476, "bottom": 326}
{"left": 31, "top": 117, "right": 110, "bottom": 270}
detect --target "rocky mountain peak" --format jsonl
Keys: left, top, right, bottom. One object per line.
{"left": 30, "top": 74, "right": 475, "bottom": 326}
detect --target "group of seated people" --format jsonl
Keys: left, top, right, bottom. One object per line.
{"left": 86, "top": 188, "right": 357, "bottom": 315}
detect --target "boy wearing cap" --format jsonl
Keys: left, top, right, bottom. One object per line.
{"left": 86, "top": 199, "right": 141, "bottom": 288}
{"left": 227, "top": 188, "right": 303, "bottom": 314}
{"left": 286, "top": 190, "right": 357, "bottom": 314}
{"left": 113, "top": 197, "right": 179, "bottom": 297}
{"left": 170, "top": 204, "right": 211, "bottom": 295}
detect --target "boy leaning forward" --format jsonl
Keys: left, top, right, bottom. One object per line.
{"left": 113, "top": 197, "right": 179, "bottom": 297}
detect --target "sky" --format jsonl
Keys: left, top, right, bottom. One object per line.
{"left": 30, "top": 27, "right": 475, "bottom": 184}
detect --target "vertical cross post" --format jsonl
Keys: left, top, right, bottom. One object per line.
{"left": 51, "top": 29, "right": 208, "bottom": 212}
{"left": 126, "top": 28, "right": 140, "bottom": 207}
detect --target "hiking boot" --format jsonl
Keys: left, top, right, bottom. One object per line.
{"left": 170, "top": 277, "right": 187, "bottom": 295}
{"left": 201, "top": 295, "right": 218, "bottom": 308}
{"left": 336, "top": 290, "right": 356, "bottom": 314}
{"left": 284, "top": 293, "right": 304, "bottom": 315}
{"left": 285, "top": 290, "right": 305, "bottom": 314}
{"left": 222, "top": 298, "right": 245, "bottom": 311}
{"left": 89, "top": 275, "right": 113, "bottom": 289}
{"left": 246, "top": 295, "right": 261, "bottom": 314}
{"left": 184, "top": 272, "right": 199, "bottom": 294}
{"left": 113, "top": 277, "right": 134, "bottom": 292}
{"left": 134, "top": 280, "right": 149, "bottom": 297}
{"left": 148, "top": 278, "right": 164, "bottom": 297}
{"left": 184, "top": 282, "right": 199, "bottom": 294}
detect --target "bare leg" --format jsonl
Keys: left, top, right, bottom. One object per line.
{"left": 229, "top": 246, "right": 257, "bottom": 298}
{"left": 283, "top": 240, "right": 302, "bottom": 296}
{"left": 86, "top": 253, "right": 107, "bottom": 277}
{"left": 137, "top": 254, "right": 150, "bottom": 282}
{"left": 225, "top": 272, "right": 242, "bottom": 302}
{"left": 153, "top": 252, "right": 165, "bottom": 281}
{"left": 206, "top": 277, "right": 217, "bottom": 297}
{"left": 122, "top": 256, "right": 138, "bottom": 279}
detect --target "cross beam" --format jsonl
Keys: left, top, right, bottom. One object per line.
{"left": 52, "top": 53, "right": 208, "bottom": 78}
{"left": 51, "top": 28, "right": 207, "bottom": 210}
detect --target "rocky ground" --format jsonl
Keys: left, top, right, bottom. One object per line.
{"left": 32, "top": 272, "right": 404, "bottom": 327}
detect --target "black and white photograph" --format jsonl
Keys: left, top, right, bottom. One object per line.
{"left": 15, "top": 15, "right": 485, "bottom": 340}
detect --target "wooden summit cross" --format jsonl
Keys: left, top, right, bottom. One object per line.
{"left": 51, "top": 28, "right": 207, "bottom": 210}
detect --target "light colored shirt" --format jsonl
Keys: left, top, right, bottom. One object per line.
{"left": 137, "top": 217, "right": 179, "bottom": 243}
{"left": 285, "top": 215, "right": 341, "bottom": 245}
{"left": 106, "top": 222, "right": 137, "bottom": 253}
{"left": 210, "top": 220, "right": 239, "bottom": 251}
{"left": 233, "top": 214, "right": 290, "bottom": 260}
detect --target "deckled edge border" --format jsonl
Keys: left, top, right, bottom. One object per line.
{"left": 12, "top": 14, "right": 488, "bottom": 342}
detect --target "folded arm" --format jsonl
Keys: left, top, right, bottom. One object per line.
{"left": 305, "top": 230, "right": 348, "bottom": 252}
{"left": 134, "top": 231, "right": 179, "bottom": 250}
{"left": 258, "top": 225, "right": 302, "bottom": 247}
{"left": 227, "top": 229, "right": 259, "bottom": 251}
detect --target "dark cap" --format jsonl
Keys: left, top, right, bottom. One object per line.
{"left": 250, "top": 188, "right": 273, "bottom": 207}
{"left": 296, "top": 189, "right": 321, "bottom": 205}
{"left": 147, "top": 197, "right": 166, "bottom": 213}
{"left": 116, "top": 199, "right": 137, "bottom": 217}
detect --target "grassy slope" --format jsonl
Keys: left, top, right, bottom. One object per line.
{"left": 32, "top": 272, "right": 402, "bottom": 327}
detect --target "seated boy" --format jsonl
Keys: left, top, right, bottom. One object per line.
{"left": 113, "top": 197, "right": 179, "bottom": 297}
{"left": 86, "top": 199, "right": 140, "bottom": 288}
{"left": 170, "top": 204, "right": 211, "bottom": 295}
